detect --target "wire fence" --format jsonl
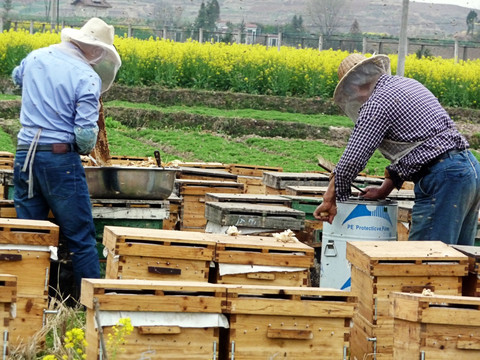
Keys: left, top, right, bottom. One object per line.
{"left": 5, "top": 19, "right": 480, "bottom": 61}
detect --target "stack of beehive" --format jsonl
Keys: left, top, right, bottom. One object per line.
{"left": 89, "top": 225, "right": 358, "bottom": 359}
{"left": 0, "top": 218, "right": 59, "bottom": 348}
{"left": 347, "top": 240, "right": 470, "bottom": 360}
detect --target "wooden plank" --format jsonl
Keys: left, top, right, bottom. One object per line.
{"left": 176, "top": 166, "right": 238, "bottom": 181}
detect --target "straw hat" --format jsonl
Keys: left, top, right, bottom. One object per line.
{"left": 61, "top": 18, "right": 121, "bottom": 92}
{"left": 333, "top": 53, "right": 390, "bottom": 106}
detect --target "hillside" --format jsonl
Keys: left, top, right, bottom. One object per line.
{"left": 9, "top": 0, "right": 475, "bottom": 37}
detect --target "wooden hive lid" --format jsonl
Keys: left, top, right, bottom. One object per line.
{"left": 0, "top": 218, "right": 59, "bottom": 246}
{"left": 80, "top": 279, "right": 227, "bottom": 312}
{"left": 346, "top": 241, "right": 468, "bottom": 277}
{"left": 102, "top": 226, "right": 217, "bottom": 260}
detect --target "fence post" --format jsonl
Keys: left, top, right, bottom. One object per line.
{"left": 277, "top": 32, "right": 282, "bottom": 51}
{"left": 30, "top": 20, "right": 34, "bottom": 34}
{"left": 0, "top": 18, "right": 3, "bottom": 32}
{"left": 199, "top": 28, "right": 203, "bottom": 43}
{"left": 362, "top": 37, "right": 368, "bottom": 54}
{"left": 463, "top": 46, "right": 468, "bottom": 61}
{"left": 128, "top": 24, "right": 132, "bottom": 38}
{"left": 454, "top": 40, "right": 459, "bottom": 63}
{"left": 318, "top": 34, "right": 323, "bottom": 51}
{"left": 163, "top": 27, "right": 167, "bottom": 39}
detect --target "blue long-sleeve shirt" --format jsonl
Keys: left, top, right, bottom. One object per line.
{"left": 12, "top": 43, "right": 101, "bottom": 147}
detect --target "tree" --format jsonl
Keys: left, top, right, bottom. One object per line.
{"left": 193, "top": 0, "right": 220, "bottom": 31}
{"left": 307, "top": 0, "right": 347, "bottom": 36}
{"left": 2, "top": 0, "right": 13, "bottom": 29}
{"left": 349, "top": 19, "right": 361, "bottom": 35}
{"left": 291, "top": 15, "right": 304, "bottom": 33}
{"left": 153, "top": 1, "right": 183, "bottom": 28}
{"left": 467, "top": 10, "right": 477, "bottom": 36}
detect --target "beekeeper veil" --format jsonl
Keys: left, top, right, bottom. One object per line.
{"left": 60, "top": 17, "right": 122, "bottom": 93}
{"left": 333, "top": 54, "right": 391, "bottom": 122}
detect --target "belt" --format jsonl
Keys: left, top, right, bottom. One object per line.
{"left": 17, "top": 143, "right": 76, "bottom": 154}
{"left": 411, "top": 148, "right": 466, "bottom": 183}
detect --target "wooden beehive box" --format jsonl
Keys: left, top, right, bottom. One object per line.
{"left": 452, "top": 244, "right": 480, "bottom": 297}
{"left": 177, "top": 179, "right": 244, "bottom": 232}
{"left": 214, "top": 233, "right": 314, "bottom": 286}
{"left": 236, "top": 175, "right": 264, "bottom": 194}
{"left": 262, "top": 172, "right": 330, "bottom": 195}
{"left": 81, "top": 279, "right": 228, "bottom": 360}
{"left": 103, "top": 226, "right": 217, "bottom": 282}
{"left": 227, "top": 163, "right": 283, "bottom": 177}
{"left": 205, "top": 202, "right": 305, "bottom": 236}
{"left": 0, "top": 274, "right": 16, "bottom": 354}
{"left": 0, "top": 218, "right": 59, "bottom": 345}
{"left": 392, "top": 292, "right": 480, "bottom": 360}
{"left": 223, "top": 285, "right": 356, "bottom": 360}
{"left": 347, "top": 241, "right": 468, "bottom": 360}
{"left": 347, "top": 240, "right": 467, "bottom": 323}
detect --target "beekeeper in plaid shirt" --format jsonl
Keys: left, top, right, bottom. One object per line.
{"left": 314, "top": 53, "right": 480, "bottom": 246}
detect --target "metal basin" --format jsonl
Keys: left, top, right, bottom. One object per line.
{"left": 85, "top": 166, "right": 177, "bottom": 200}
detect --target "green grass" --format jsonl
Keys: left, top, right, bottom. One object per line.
{"left": 105, "top": 118, "right": 388, "bottom": 174}
{"left": 0, "top": 128, "right": 15, "bottom": 153}
{"left": 104, "top": 100, "right": 354, "bottom": 128}
{"left": 0, "top": 94, "right": 21, "bottom": 100}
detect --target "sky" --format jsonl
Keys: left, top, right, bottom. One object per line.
{"left": 411, "top": 0, "right": 480, "bottom": 10}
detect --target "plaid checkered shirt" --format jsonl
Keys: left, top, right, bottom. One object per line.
{"left": 333, "top": 74, "right": 468, "bottom": 201}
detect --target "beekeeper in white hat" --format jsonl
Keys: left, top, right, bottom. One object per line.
{"left": 11, "top": 18, "right": 121, "bottom": 300}
{"left": 314, "top": 53, "right": 480, "bottom": 246}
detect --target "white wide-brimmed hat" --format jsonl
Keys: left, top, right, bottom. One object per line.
{"left": 333, "top": 53, "right": 390, "bottom": 121}
{"left": 61, "top": 17, "right": 121, "bottom": 93}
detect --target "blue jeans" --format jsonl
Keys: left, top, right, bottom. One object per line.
{"left": 409, "top": 150, "right": 480, "bottom": 245}
{"left": 13, "top": 151, "right": 100, "bottom": 286}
